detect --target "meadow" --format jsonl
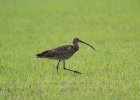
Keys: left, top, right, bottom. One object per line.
{"left": 0, "top": 0, "right": 140, "bottom": 99}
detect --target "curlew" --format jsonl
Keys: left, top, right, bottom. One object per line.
{"left": 36, "top": 37, "right": 95, "bottom": 74}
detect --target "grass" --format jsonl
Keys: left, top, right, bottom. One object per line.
{"left": 0, "top": 0, "right": 140, "bottom": 99}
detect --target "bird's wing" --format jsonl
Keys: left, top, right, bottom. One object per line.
{"left": 47, "top": 45, "right": 73, "bottom": 57}
{"left": 36, "top": 45, "right": 74, "bottom": 58}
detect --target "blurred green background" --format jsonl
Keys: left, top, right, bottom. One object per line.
{"left": 0, "top": 0, "right": 140, "bottom": 99}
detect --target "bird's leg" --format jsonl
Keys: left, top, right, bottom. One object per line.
{"left": 56, "top": 60, "right": 61, "bottom": 73}
{"left": 63, "top": 61, "right": 82, "bottom": 74}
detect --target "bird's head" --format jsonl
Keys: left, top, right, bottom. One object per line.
{"left": 73, "top": 37, "right": 95, "bottom": 50}
{"left": 73, "top": 37, "right": 79, "bottom": 44}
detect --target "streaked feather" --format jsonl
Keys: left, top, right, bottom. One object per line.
{"left": 36, "top": 45, "right": 78, "bottom": 60}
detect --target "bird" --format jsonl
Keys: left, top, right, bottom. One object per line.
{"left": 36, "top": 37, "right": 95, "bottom": 74}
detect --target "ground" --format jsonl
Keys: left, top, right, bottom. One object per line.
{"left": 0, "top": 0, "right": 140, "bottom": 99}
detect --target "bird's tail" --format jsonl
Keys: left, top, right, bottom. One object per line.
{"left": 36, "top": 53, "right": 43, "bottom": 58}
{"left": 36, "top": 50, "right": 49, "bottom": 58}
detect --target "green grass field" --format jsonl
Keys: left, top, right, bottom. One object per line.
{"left": 0, "top": 0, "right": 140, "bottom": 99}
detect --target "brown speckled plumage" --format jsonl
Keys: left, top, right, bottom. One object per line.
{"left": 36, "top": 45, "right": 79, "bottom": 60}
{"left": 36, "top": 37, "right": 95, "bottom": 74}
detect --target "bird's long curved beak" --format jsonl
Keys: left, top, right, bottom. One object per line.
{"left": 79, "top": 40, "right": 95, "bottom": 50}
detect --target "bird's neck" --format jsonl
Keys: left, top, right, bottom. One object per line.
{"left": 73, "top": 43, "right": 79, "bottom": 51}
